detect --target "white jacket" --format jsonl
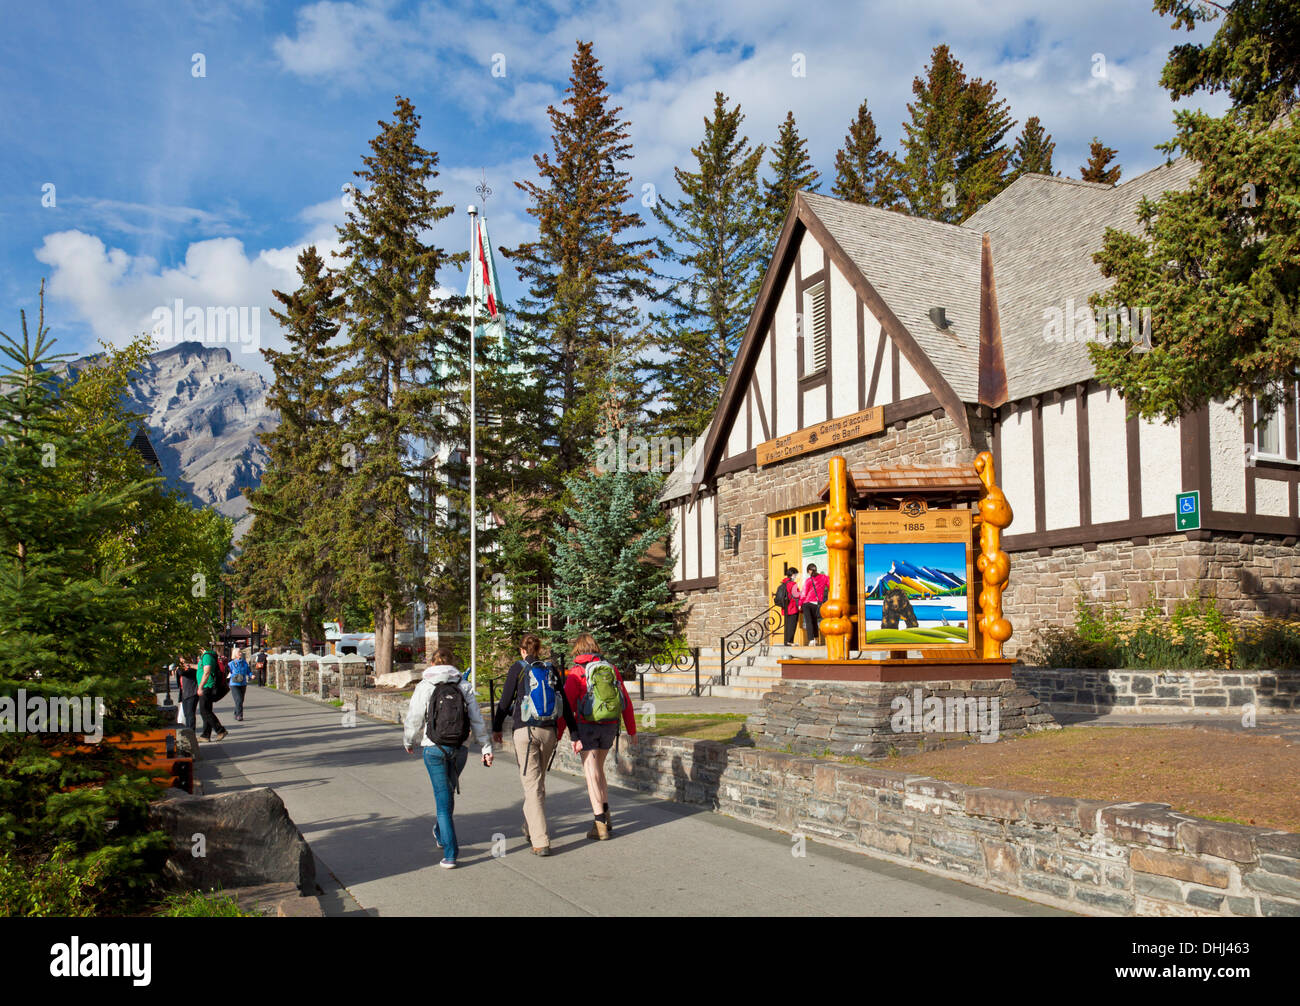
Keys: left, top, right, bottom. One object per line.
{"left": 403, "top": 665, "right": 492, "bottom": 755}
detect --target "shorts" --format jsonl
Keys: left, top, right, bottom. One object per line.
{"left": 576, "top": 720, "right": 619, "bottom": 750}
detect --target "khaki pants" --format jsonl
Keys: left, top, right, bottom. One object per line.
{"left": 513, "top": 726, "right": 558, "bottom": 848}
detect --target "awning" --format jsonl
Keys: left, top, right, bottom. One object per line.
{"left": 819, "top": 463, "right": 983, "bottom": 502}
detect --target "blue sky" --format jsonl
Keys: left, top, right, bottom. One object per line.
{"left": 0, "top": 0, "right": 1224, "bottom": 375}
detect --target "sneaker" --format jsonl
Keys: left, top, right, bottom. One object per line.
{"left": 530, "top": 846, "right": 551, "bottom": 857}
{"left": 215, "top": 729, "right": 228, "bottom": 741}
{"left": 439, "top": 858, "right": 456, "bottom": 869}
{"left": 433, "top": 825, "right": 443, "bottom": 849}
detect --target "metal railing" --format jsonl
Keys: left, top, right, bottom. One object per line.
{"left": 719, "top": 604, "right": 783, "bottom": 684}
{"left": 637, "top": 646, "right": 702, "bottom": 698}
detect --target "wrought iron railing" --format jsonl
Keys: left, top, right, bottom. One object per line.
{"left": 720, "top": 604, "right": 783, "bottom": 684}
{"left": 638, "top": 646, "right": 702, "bottom": 698}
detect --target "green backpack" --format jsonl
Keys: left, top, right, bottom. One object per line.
{"left": 580, "top": 660, "right": 624, "bottom": 724}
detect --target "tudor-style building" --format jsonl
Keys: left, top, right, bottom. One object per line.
{"left": 661, "top": 162, "right": 1300, "bottom": 654}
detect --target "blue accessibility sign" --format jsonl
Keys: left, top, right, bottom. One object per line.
{"left": 1175, "top": 490, "right": 1201, "bottom": 531}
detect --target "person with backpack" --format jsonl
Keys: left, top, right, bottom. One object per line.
{"left": 253, "top": 648, "right": 267, "bottom": 687}
{"left": 800, "top": 563, "right": 830, "bottom": 645}
{"left": 196, "top": 645, "right": 228, "bottom": 741}
{"left": 402, "top": 647, "right": 493, "bottom": 869}
{"left": 490, "top": 634, "right": 578, "bottom": 857}
{"left": 775, "top": 566, "right": 800, "bottom": 646}
{"left": 561, "top": 633, "right": 635, "bottom": 841}
{"left": 228, "top": 647, "right": 252, "bottom": 721}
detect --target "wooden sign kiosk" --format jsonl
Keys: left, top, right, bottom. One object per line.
{"left": 779, "top": 450, "right": 1015, "bottom": 682}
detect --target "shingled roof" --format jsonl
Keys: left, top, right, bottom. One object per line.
{"left": 965, "top": 159, "right": 1198, "bottom": 401}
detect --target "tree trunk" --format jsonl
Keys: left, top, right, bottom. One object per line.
{"left": 373, "top": 602, "right": 395, "bottom": 677}
{"left": 300, "top": 609, "right": 312, "bottom": 656}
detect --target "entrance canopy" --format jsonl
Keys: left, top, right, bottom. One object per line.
{"left": 819, "top": 463, "right": 984, "bottom": 503}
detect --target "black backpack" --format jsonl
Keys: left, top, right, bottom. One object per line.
{"left": 774, "top": 581, "right": 789, "bottom": 609}
{"left": 426, "top": 680, "right": 470, "bottom": 748}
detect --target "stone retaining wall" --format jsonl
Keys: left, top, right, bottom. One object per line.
{"left": 1015, "top": 666, "right": 1300, "bottom": 715}
{"left": 749, "top": 679, "right": 1057, "bottom": 758}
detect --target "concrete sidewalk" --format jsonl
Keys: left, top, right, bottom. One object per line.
{"left": 198, "top": 686, "right": 1067, "bottom": 917}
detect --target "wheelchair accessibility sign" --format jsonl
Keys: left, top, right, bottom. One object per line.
{"left": 1176, "top": 490, "right": 1201, "bottom": 531}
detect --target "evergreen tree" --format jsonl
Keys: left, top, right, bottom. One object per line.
{"left": 504, "top": 41, "right": 655, "bottom": 509}
{"left": 1080, "top": 138, "right": 1122, "bottom": 184}
{"left": 333, "top": 96, "right": 463, "bottom": 677}
{"left": 650, "top": 91, "right": 767, "bottom": 442}
{"left": 551, "top": 435, "right": 682, "bottom": 672}
{"left": 233, "top": 246, "right": 346, "bottom": 653}
{"left": 1008, "top": 116, "right": 1056, "bottom": 180}
{"left": 763, "top": 110, "right": 820, "bottom": 243}
{"left": 832, "top": 99, "right": 896, "bottom": 207}
{"left": 892, "top": 44, "right": 1016, "bottom": 222}
{"left": 0, "top": 288, "right": 173, "bottom": 912}
{"left": 1090, "top": 0, "right": 1300, "bottom": 421}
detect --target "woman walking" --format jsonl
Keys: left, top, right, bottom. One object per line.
{"left": 403, "top": 648, "right": 493, "bottom": 868}
{"left": 492, "top": 634, "right": 577, "bottom": 856}
{"left": 562, "top": 633, "right": 635, "bottom": 840}
{"left": 228, "top": 647, "right": 252, "bottom": 721}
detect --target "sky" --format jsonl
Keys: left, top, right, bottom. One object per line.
{"left": 0, "top": 0, "right": 1226, "bottom": 376}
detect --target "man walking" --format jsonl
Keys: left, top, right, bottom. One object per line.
{"left": 196, "top": 645, "right": 228, "bottom": 741}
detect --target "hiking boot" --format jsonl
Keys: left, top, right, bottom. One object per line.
{"left": 215, "top": 729, "right": 228, "bottom": 741}
{"left": 530, "top": 845, "right": 551, "bottom": 857}
{"left": 603, "top": 808, "right": 613, "bottom": 835}
{"left": 587, "top": 820, "right": 610, "bottom": 841}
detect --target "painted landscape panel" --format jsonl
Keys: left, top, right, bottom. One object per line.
{"left": 860, "top": 541, "right": 970, "bottom": 647}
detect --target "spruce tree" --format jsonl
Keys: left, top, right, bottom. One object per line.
{"left": 1080, "top": 138, "right": 1122, "bottom": 184}
{"left": 832, "top": 99, "right": 896, "bottom": 207}
{"left": 893, "top": 44, "right": 1015, "bottom": 222}
{"left": 234, "top": 246, "right": 346, "bottom": 653}
{"left": 504, "top": 41, "right": 655, "bottom": 509}
{"left": 763, "top": 110, "right": 820, "bottom": 244}
{"left": 551, "top": 432, "right": 682, "bottom": 672}
{"left": 333, "top": 97, "right": 463, "bottom": 677}
{"left": 650, "top": 91, "right": 767, "bottom": 442}
{"left": 1008, "top": 116, "right": 1056, "bottom": 180}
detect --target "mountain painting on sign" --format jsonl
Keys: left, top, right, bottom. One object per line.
{"left": 861, "top": 542, "right": 970, "bottom": 646}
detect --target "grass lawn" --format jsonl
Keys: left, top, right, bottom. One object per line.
{"left": 638, "top": 713, "right": 749, "bottom": 744}
{"left": 882, "top": 725, "right": 1300, "bottom": 833}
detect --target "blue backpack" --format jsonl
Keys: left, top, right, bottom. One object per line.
{"left": 518, "top": 659, "right": 561, "bottom": 727}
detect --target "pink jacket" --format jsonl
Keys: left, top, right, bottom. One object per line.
{"left": 801, "top": 574, "right": 829, "bottom": 606}
{"left": 779, "top": 576, "right": 800, "bottom": 615}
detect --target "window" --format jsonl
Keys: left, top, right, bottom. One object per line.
{"left": 1254, "top": 376, "right": 1299, "bottom": 461}
{"left": 805, "top": 282, "right": 827, "bottom": 373}
{"left": 802, "top": 509, "right": 825, "bottom": 534}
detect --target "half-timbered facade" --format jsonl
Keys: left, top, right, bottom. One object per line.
{"left": 662, "top": 163, "right": 1300, "bottom": 653}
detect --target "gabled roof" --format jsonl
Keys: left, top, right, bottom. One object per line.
{"left": 965, "top": 159, "right": 1198, "bottom": 401}
{"left": 129, "top": 424, "right": 161, "bottom": 470}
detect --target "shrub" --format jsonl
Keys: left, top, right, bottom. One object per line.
{"left": 157, "top": 889, "right": 259, "bottom": 917}
{"left": 0, "top": 843, "right": 105, "bottom": 917}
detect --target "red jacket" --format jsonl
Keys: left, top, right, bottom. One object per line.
{"left": 801, "top": 573, "right": 829, "bottom": 606}
{"left": 778, "top": 576, "right": 800, "bottom": 615}
{"left": 561, "top": 653, "right": 636, "bottom": 739}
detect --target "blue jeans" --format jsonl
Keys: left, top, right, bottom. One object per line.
{"left": 231, "top": 685, "right": 246, "bottom": 717}
{"left": 422, "top": 745, "right": 469, "bottom": 861}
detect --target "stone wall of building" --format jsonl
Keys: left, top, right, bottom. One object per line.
{"left": 1005, "top": 533, "right": 1300, "bottom": 657}
{"left": 682, "top": 407, "right": 989, "bottom": 647}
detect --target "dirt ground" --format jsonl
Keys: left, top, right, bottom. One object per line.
{"left": 883, "top": 725, "right": 1300, "bottom": 832}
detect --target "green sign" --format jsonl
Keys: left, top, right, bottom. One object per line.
{"left": 802, "top": 534, "right": 828, "bottom": 573}
{"left": 1176, "top": 490, "right": 1200, "bottom": 531}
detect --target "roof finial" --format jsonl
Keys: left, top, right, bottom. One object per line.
{"left": 475, "top": 170, "right": 492, "bottom": 209}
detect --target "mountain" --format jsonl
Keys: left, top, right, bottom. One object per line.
{"left": 58, "top": 342, "right": 275, "bottom": 542}
{"left": 867, "top": 559, "right": 966, "bottom": 599}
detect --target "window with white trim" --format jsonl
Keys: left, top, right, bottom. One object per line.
{"left": 1253, "top": 376, "right": 1299, "bottom": 461}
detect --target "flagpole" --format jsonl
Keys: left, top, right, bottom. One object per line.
{"left": 467, "top": 205, "right": 478, "bottom": 697}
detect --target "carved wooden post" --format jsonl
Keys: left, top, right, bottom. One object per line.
{"left": 974, "top": 451, "right": 1013, "bottom": 659}
{"left": 821, "top": 455, "right": 854, "bottom": 661}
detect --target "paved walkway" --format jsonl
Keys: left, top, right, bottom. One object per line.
{"left": 195, "top": 687, "right": 1066, "bottom": 917}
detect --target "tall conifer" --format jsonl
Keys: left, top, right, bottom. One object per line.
{"left": 832, "top": 100, "right": 896, "bottom": 207}
{"left": 1008, "top": 116, "right": 1056, "bottom": 180}
{"left": 763, "top": 110, "right": 820, "bottom": 243}
{"left": 1080, "top": 138, "right": 1122, "bottom": 184}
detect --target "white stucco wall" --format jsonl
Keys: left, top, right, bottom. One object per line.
{"left": 699, "top": 493, "right": 717, "bottom": 576}
{"left": 1042, "top": 398, "right": 1080, "bottom": 530}
{"left": 1257, "top": 477, "right": 1291, "bottom": 517}
{"left": 1208, "top": 400, "right": 1246, "bottom": 513}
{"left": 802, "top": 386, "right": 827, "bottom": 426}
{"left": 1139, "top": 416, "right": 1182, "bottom": 518}
{"left": 682, "top": 500, "right": 698, "bottom": 579}
{"left": 1000, "top": 403, "right": 1035, "bottom": 535}
{"left": 773, "top": 264, "right": 798, "bottom": 438}
{"left": 671, "top": 504, "right": 685, "bottom": 581}
{"left": 830, "top": 259, "right": 859, "bottom": 417}
{"left": 1087, "top": 386, "right": 1129, "bottom": 525}
{"left": 896, "top": 345, "right": 929, "bottom": 401}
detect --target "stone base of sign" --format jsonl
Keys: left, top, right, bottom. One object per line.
{"left": 750, "top": 678, "right": 1057, "bottom": 759}
{"left": 779, "top": 657, "right": 1016, "bottom": 682}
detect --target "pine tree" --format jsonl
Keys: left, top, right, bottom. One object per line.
{"left": 893, "top": 44, "right": 1016, "bottom": 222}
{"left": 1090, "top": 0, "right": 1300, "bottom": 421}
{"left": 650, "top": 91, "right": 768, "bottom": 442}
{"left": 763, "top": 110, "right": 820, "bottom": 243}
{"left": 832, "top": 99, "right": 895, "bottom": 207}
{"left": 1008, "top": 116, "right": 1056, "bottom": 180}
{"left": 333, "top": 96, "right": 463, "bottom": 678}
{"left": 504, "top": 41, "right": 655, "bottom": 510}
{"left": 551, "top": 435, "right": 682, "bottom": 672}
{"left": 234, "top": 246, "right": 346, "bottom": 653}
{"left": 1080, "top": 138, "right": 1122, "bottom": 184}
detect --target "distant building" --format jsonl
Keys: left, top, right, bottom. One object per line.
{"left": 129, "top": 424, "right": 162, "bottom": 470}
{"left": 661, "top": 163, "right": 1299, "bottom": 654}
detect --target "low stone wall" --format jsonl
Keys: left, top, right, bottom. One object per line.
{"left": 269, "top": 654, "right": 367, "bottom": 699}
{"left": 749, "top": 679, "right": 1057, "bottom": 759}
{"left": 1015, "top": 666, "right": 1300, "bottom": 715}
